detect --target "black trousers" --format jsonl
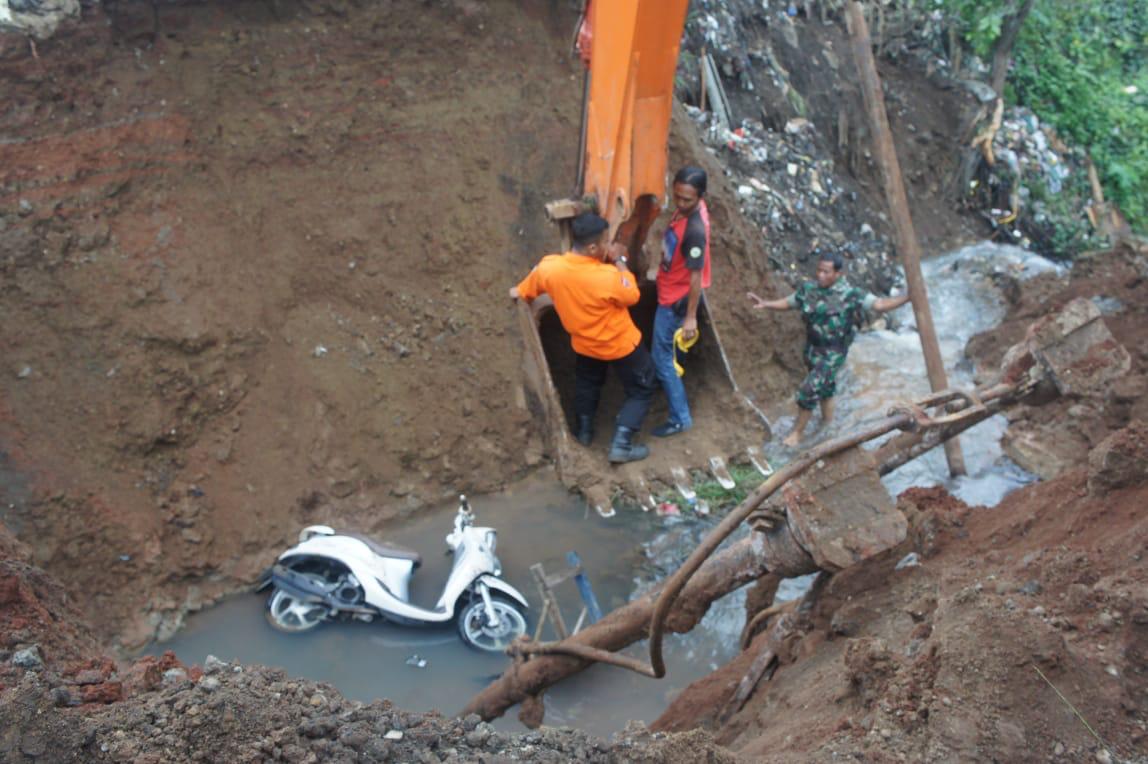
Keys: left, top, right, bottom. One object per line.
{"left": 573, "top": 344, "right": 656, "bottom": 432}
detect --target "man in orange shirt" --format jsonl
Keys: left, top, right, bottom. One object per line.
{"left": 510, "top": 213, "right": 655, "bottom": 464}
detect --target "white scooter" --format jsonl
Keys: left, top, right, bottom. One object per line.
{"left": 260, "top": 495, "right": 529, "bottom": 652}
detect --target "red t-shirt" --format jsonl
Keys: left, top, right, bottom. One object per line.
{"left": 656, "top": 200, "right": 711, "bottom": 306}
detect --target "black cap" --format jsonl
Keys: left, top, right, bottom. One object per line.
{"left": 571, "top": 212, "right": 609, "bottom": 245}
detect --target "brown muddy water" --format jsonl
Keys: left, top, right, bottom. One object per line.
{"left": 149, "top": 472, "right": 751, "bottom": 736}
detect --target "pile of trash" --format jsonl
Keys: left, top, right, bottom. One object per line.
{"left": 973, "top": 105, "right": 1095, "bottom": 256}
{"left": 686, "top": 105, "right": 903, "bottom": 294}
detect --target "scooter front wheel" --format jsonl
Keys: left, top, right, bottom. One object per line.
{"left": 457, "top": 594, "right": 527, "bottom": 652}
{"left": 266, "top": 579, "right": 329, "bottom": 633}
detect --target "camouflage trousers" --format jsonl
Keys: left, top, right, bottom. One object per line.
{"left": 795, "top": 345, "right": 848, "bottom": 410}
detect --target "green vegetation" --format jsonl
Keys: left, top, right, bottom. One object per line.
{"left": 944, "top": 0, "right": 1148, "bottom": 232}
{"left": 658, "top": 462, "right": 766, "bottom": 514}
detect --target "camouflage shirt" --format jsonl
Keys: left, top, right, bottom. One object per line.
{"left": 787, "top": 279, "right": 878, "bottom": 350}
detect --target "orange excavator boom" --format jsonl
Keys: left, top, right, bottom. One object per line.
{"left": 577, "top": 0, "right": 690, "bottom": 235}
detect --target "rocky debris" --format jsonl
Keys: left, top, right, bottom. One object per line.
{"left": 967, "top": 242, "right": 1148, "bottom": 482}
{"left": 1088, "top": 420, "right": 1148, "bottom": 495}
{"left": 0, "top": 551, "right": 104, "bottom": 682}
{"left": 10, "top": 645, "right": 43, "bottom": 670}
{"left": 0, "top": 658, "right": 740, "bottom": 764}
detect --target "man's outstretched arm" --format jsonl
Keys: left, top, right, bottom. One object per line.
{"left": 872, "top": 293, "right": 910, "bottom": 313}
{"left": 747, "top": 291, "right": 793, "bottom": 311}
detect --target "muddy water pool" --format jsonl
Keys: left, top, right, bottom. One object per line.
{"left": 150, "top": 473, "right": 748, "bottom": 736}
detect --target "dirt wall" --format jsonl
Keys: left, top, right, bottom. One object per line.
{"left": 0, "top": 0, "right": 807, "bottom": 648}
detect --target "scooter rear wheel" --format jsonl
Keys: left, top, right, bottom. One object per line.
{"left": 266, "top": 573, "right": 330, "bottom": 633}
{"left": 457, "top": 594, "right": 527, "bottom": 652}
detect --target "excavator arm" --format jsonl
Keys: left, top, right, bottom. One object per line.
{"left": 524, "top": 1, "right": 771, "bottom": 515}
{"left": 576, "top": 0, "right": 690, "bottom": 250}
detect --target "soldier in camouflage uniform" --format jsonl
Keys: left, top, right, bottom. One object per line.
{"left": 748, "top": 252, "right": 910, "bottom": 446}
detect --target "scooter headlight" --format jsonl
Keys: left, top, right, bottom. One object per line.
{"left": 484, "top": 530, "right": 497, "bottom": 553}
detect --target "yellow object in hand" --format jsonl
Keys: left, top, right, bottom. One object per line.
{"left": 672, "top": 328, "right": 699, "bottom": 377}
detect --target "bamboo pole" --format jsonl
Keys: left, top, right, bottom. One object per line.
{"left": 846, "top": 1, "right": 967, "bottom": 476}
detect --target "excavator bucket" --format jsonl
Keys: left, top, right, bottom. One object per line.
{"left": 516, "top": 288, "right": 772, "bottom": 517}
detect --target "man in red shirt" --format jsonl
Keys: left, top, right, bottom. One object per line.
{"left": 649, "top": 167, "right": 711, "bottom": 437}
{"left": 510, "top": 213, "right": 656, "bottom": 464}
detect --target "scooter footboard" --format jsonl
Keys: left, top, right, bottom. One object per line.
{"left": 269, "top": 564, "right": 335, "bottom": 604}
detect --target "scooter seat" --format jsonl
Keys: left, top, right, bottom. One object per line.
{"left": 345, "top": 533, "right": 422, "bottom": 567}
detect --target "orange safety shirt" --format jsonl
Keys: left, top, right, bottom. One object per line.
{"left": 516, "top": 252, "right": 642, "bottom": 361}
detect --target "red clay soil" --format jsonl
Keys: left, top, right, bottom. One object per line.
{"left": 656, "top": 462, "right": 1148, "bottom": 761}
{"left": 654, "top": 248, "right": 1148, "bottom": 760}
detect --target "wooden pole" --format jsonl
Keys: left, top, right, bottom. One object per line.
{"left": 846, "top": 1, "right": 966, "bottom": 476}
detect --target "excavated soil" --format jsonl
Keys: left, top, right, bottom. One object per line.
{"left": 965, "top": 241, "right": 1148, "bottom": 480}
{"left": 656, "top": 470, "right": 1148, "bottom": 761}
{"left": 0, "top": 0, "right": 808, "bottom": 649}
{"left": 5, "top": 2, "right": 1147, "bottom": 763}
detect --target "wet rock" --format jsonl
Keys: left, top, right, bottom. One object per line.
{"left": 1088, "top": 421, "right": 1148, "bottom": 495}
{"left": 12, "top": 645, "right": 44, "bottom": 670}
{"left": 162, "top": 667, "right": 189, "bottom": 686}
{"left": 203, "top": 655, "right": 228, "bottom": 674}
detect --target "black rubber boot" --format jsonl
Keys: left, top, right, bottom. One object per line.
{"left": 608, "top": 426, "right": 649, "bottom": 464}
{"left": 574, "top": 415, "right": 595, "bottom": 446}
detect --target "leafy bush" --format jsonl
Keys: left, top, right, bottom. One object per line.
{"left": 945, "top": 0, "right": 1148, "bottom": 232}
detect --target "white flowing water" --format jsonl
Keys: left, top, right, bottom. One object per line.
{"left": 763, "top": 242, "right": 1064, "bottom": 598}
{"left": 150, "top": 242, "right": 1061, "bottom": 736}
{"left": 765, "top": 242, "right": 1064, "bottom": 506}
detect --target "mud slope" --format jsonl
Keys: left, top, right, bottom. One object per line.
{"left": 0, "top": 0, "right": 586, "bottom": 645}
{"left": 0, "top": 0, "right": 806, "bottom": 648}
{"left": 657, "top": 466, "right": 1148, "bottom": 762}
